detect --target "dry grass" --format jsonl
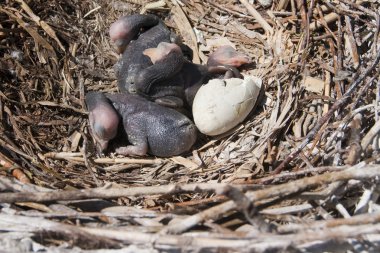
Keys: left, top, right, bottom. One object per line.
{"left": 1, "top": 0, "right": 380, "bottom": 252}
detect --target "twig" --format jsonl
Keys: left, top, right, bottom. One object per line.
{"left": 83, "top": 5, "right": 101, "bottom": 18}
{"left": 0, "top": 181, "right": 247, "bottom": 203}
{"left": 170, "top": 0, "right": 200, "bottom": 63}
{"left": 206, "top": 0, "right": 248, "bottom": 18}
{"left": 0, "top": 8, "right": 56, "bottom": 56}
{"left": 310, "top": 12, "right": 339, "bottom": 31}
{"left": 83, "top": 223, "right": 380, "bottom": 250}
{"left": 354, "top": 185, "right": 375, "bottom": 214}
{"left": 0, "top": 214, "right": 120, "bottom": 248}
{"left": 2, "top": 213, "right": 378, "bottom": 251}
{"left": 361, "top": 119, "right": 380, "bottom": 151}
{"left": 345, "top": 114, "right": 362, "bottom": 165}
{"left": 15, "top": 0, "right": 65, "bottom": 51}
{"left": 221, "top": 185, "right": 272, "bottom": 232}
{"left": 238, "top": 0, "right": 273, "bottom": 34}
{"left": 273, "top": 49, "right": 380, "bottom": 174}
{"left": 344, "top": 15, "right": 360, "bottom": 68}
{"left": 338, "top": 0, "right": 377, "bottom": 18}
{"left": 0, "top": 137, "right": 34, "bottom": 161}
{"left": 252, "top": 165, "right": 349, "bottom": 184}
{"left": 260, "top": 203, "right": 313, "bottom": 215}
{"left": 351, "top": 73, "right": 378, "bottom": 109}
{"left": 44, "top": 152, "right": 163, "bottom": 165}
{"left": 83, "top": 137, "right": 101, "bottom": 186}
{"left": 161, "top": 163, "right": 379, "bottom": 234}
{"left": 277, "top": 0, "right": 290, "bottom": 11}
{"left": 297, "top": 0, "right": 309, "bottom": 65}
{"left": 278, "top": 211, "right": 380, "bottom": 233}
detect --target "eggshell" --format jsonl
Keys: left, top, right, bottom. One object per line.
{"left": 192, "top": 76, "right": 262, "bottom": 136}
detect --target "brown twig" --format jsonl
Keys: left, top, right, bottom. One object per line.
{"left": 0, "top": 180, "right": 249, "bottom": 203}
{"left": 162, "top": 164, "right": 379, "bottom": 234}
{"left": 44, "top": 152, "right": 163, "bottom": 165}
{"left": 2, "top": 212, "right": 380, "bottom": 251}
{"left": 273, "top": 49, "right": 380, "bottom": 174}
{"left": 239, "top": 0, "right": 273, "bottom": 34}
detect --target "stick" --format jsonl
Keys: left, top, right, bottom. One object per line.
{"left": 44, "top": 152, "right": 163, "bottom": 165}
{"left": 278, "top": 211, "right": 380, "bottom": 233}
{"left": 239, "top": 0, "right": 273, "bottom": 34}
{"left": 273, "top": 49, "right": 380, "bottom": 174}
{"left": 1, "top": 214, "right": 380, "bottom": 251}
{"left": 162, "top": 163, "right": 379, "bottom": 234}
{"left": 0, "top": 181, "right": 245, "bottom": 203}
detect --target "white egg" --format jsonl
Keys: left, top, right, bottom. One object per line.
{"left": 192, "top": 76, "right": 262, "bottom": 136}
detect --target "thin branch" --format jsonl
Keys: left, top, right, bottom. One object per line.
{"left": 162, "top": 163, "right": 379, "bottom": 234}
{"left": 273, "top": 49, "right": 380, "bottom": 174}
{"left": 0, "top": 180, "right": 250, "bottom": 203}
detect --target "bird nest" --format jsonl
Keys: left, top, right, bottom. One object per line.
{"left": 1, "top": 0, "right": 380, "bottom": 252}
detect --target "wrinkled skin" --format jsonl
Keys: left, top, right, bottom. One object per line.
{"left": 135, "top": 43, "right": 250, "bottom": 108}
{"left": 86, "top": 91, "right": 197, "bottom": 157}
{"left": 110, "top": 14, "right": 160, "bottom": 54}
{"left": 206, "top": 45, "right": 250, "bottom": 67}
{"left": 110, "top": 14, "right": 192, "bottom": 94}
{"left": 86, "top": 92, "right": 120, "bottom": 153}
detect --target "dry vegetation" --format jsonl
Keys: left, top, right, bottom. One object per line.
{"left": 1, "top": 0, "right": 380, "bottom": 252}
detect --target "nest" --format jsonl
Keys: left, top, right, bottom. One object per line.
{"left": 1, "top": 0, "right": 380, "bottom": 252}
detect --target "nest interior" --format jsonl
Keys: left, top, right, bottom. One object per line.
{"left": 1, "top": 0, "right": 380, "bottom": 252}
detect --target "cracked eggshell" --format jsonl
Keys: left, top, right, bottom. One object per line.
{"left": 192, "top": 76, "right": 262, "bottom": 136}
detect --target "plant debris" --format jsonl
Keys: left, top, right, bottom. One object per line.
{"left": 1, "top": 0, "right": 380, "bottom": 252}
